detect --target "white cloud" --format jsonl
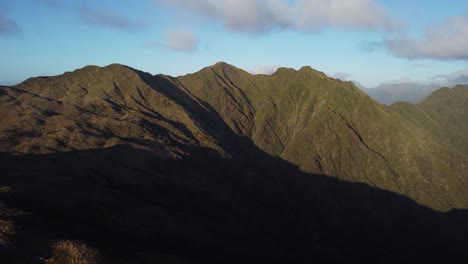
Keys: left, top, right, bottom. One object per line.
{"left": 152, "top": 29, "right": 199, "bottom": 52}
{"left": 166, "top": 29, "right": 198, "bottom": 52}
{"left": 0, "top": 13, "right": 18, "bottom": 35}
{"left": 78, "top": 5, "right": 146, "bottom": 31}
{"left": 251, "top": 65, "right": 281, "bottom": 75}
{"left": 384, "top": 13, "right": 468, "bottom": 60}
{"left": 433, "top": 69, "right": 468, "bottom": 85}
{"left": 411, "top": 63, "right": 432, "bottom": 68}
{"left": 38, "top": 0, "right": 60, "bottom": 7}
{"left": 330, "top": 72, "right": 351, "bottom": 81}
{"left": 157, "top": 0, "right": 393, "bottom": 34}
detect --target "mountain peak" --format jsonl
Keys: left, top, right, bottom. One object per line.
{"left": 454, "top": 84, "right": 468, "bottom": 90}
{"left": 195, "top": 62, "right": 250, "bottom": 80}
{"left": 72, "top": 63, "right": 130, "bottom": 73}
{"left": 213, "top": 61, "right": 233, "bottom": 67}
{"left": 267, "top": 65, "right": 328, "bottom": 79}
{"left": 299, "top": 65, "right": 313, "bottom": 71}
{"left": 76, "top": 63, "right": 143, "bottom": 81}
{"left": 298, "top": 65, "right": 327, "bottom": 78}
{"left": 102, "top": 63, "right": 130, "bottom": 71}
{"left": 272, "top": 67, "right": 296, "bottom": 76}
{"left": 210, "top": 61, "right": 241, "bottom": 72}
{"left": 2, "top": 62, "right": 468, "bottom": 263}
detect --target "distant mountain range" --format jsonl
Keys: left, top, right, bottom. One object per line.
{"left": 361, "top": 82, "right": 441, "bottom": 105}
{"left": 0, "top": 63, "right": 467, "bottom": 263}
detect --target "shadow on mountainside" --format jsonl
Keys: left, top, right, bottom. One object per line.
{"left": 0, "top": 66, "right": 467, "bottom": 263}
{"left": 1, "top": 142, "right": 468, "bottom": 263}
{"left": 130, "top": 66, "right": 252, "bottom": 150}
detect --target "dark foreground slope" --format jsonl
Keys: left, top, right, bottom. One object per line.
{"left": 1, "top": 143, "right": 468, "bottom": 264}
{"left": 0, "top": 64, "right": 467, "bottom": 263}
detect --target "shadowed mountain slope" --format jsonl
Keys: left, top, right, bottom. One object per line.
{"left": 1, "top": 144, "right": 468, "bottom": 264}
{"left": 176, "top": 62, "right": 468, "bottom": 210}
{"left": 0, "top": 64, "right": 467, "bottom": 263}
{"left": 391, "top": 85, "right": 468, "bottom": 155}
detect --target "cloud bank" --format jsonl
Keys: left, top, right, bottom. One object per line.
{"left": 78, "top": 6, "right": 145, "bottom": 31}
{"left": 158, "top": 0, "right": 392, "bottom": 33}
{"left": 151, "top": 29, "right": 199, "bottom": 53}
{"left": 38, "top": 0, "right": 60, "bottom": 8}
{"left": 435, "top": 69, "right": 468, "bottom": 85}
{"left": 331, "top": 72, "right": 351, "bottom": 81}
{"left": 384, "top": 13, "right": 468, "bottom": 60}
{"left": 0, "top": 13, "right": 18, "bottom": 35}
{"left": 251, "top": 65, "right": 281, "bottom": 75}
{"left": 165, "top": 29, "right": 199, "bottom": 52}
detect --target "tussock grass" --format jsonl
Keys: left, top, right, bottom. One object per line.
{"left": 45, "top": 240, "right": 101, "bottom": 264}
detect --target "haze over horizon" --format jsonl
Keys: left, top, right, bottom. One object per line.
{"left": 2, "top": 0, "right": 468, "bottom": 88}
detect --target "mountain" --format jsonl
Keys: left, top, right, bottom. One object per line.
{"left": 0, "top": 63, "right": 467, "bottom": 263}
{"left": 362, "top": 82, "right": 440, "bottom": 105}
{"left": 0, "top": 64, "right": 225, "bottom": 156}
{"left": 176, "top": 62, "right": 468, "bottom": 210}
{"left": 391, "top": 85, "right": 468, "bottom": 155}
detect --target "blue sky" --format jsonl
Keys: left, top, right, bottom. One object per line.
{"left": 1, "top": 0, "right": 468, "bottom": 87}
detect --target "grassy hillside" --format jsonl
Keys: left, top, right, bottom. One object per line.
{"left": 0, "top": 64, "right": 226, "bottom": 157}
{"left": 392, "top": 85, "right": 468, "bottom": 155}
{"left": 1, "top": 64, "right": 468, "bottom": 263}
{"left": 177, "top": 62, "right": 468, "bottom": 210}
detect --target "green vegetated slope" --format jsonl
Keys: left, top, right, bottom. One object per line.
{"left": 0, "top": 64, "right": 257, "bottom": 263}
{"left": 0, "top": 64, "right": 226, "bottom": 157}
{"left": 1, "top": 63, "right": 468, "bottom": 263}
{"left": 177, "top": 62, "right": 468, "bottom": 210}
{"left": 391, "top": 85, "right": 468, "bottom": 156}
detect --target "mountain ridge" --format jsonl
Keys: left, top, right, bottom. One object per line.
{"left": 1, "top": 62, "right": 468, "bottom": 263}
{"left": 2, "top": 63, "right": 468, "bottom": 210}
{"left": 391, "top": 84, "right": 468, "bottom": 156}
{"left": 175, "top": 62, "right": 468, "bottom": 210}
